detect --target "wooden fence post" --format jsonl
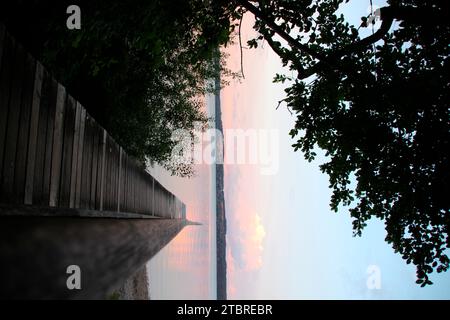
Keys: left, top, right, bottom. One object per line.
{"left": 49, "top": 84, "right": 66, "bottom": 207}
{"left": 69, "top": 102, "right": 81, "bottom": 208}
{"left": 99, "top": 129, "right": 107, "bottom": 211}
{"left": 74, "top": 106, "right": 85, "bottom": 209}
{"left": 117, "top": 147, "right": 122, "bottom": 212}
{"left": 24, "top": 62, "right": 44, "bottom": 205}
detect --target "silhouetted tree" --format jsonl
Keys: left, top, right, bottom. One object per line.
{"left": 236, "top": 0, "right": 450, "bottom": 286}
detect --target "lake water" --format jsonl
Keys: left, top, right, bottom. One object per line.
{"left": 146, "top": 93, "right": 217, "bottom": 299}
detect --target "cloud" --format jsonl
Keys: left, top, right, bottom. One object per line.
{"left": 226, "top": 248, "right": 238, "bottom": 297}
{"left": 226, "top": 240, "right": 263, "bottom": 299}
{"left": 228, "top": 211, "right": 266, "bottom": 271}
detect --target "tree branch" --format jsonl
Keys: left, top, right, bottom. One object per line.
{"left": 239, "top": 14, "right": 245, "bottom": 79}
{"left": 237, "top": 2, "right": 440, "bottom": 80}
{"left": 296, "top": 7, "right": 395, "bottom": 79}
{"left": 237, "top": 0, "right": 328, "bottom": 62}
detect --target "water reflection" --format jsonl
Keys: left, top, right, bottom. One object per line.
{"left": 146, "top": 92, "right": 217, "bottom": 300}
{"left": 146, "top": 160, "right": 216, "bottom": 299}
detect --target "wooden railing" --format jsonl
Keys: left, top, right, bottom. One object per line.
{"left": 0, "top": 24, "right": 185, "bottom": 219}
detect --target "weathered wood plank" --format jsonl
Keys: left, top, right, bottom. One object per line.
{"left": 147, "top": 175, "right": 150, "bottom": 215}
{"left": 127, "top": 157, "right": 132, "bottom": 213}
{"left": 147, "top": 178, "right": 151, "bottom": 215}
{"left": 129, "top": 158, "right": 133, "bottom": 213}
{"left": 151, "top": 175, "right": 156, "bottom": 216}
{"left": 99, "top": 129, "right": 106, "bottom": 211}
{"left": 136, "top": 164, "right": 140, "bottom": 213}
{"left": 112, "top": 141, "right": 119, "bottom": 211}
{"left": 111, "top": 141, "right": 117, "bottom": 211}
{"left": 144, "top": 173, "right": 151, "bottom": 214}
{"left": 132, "top": 161, "right": 136, "bottom": 213}
{"left": 136, "top": 162, "right": 140, "bottom": 212}
{"left": 128, "top": 158, "right": 133, "bottom": 213}
{"left": 152, "top": 174, "right": 155, "bottom": 216}
{"left": 147, "top": 175, "right": 152, "bottom": 214}
{"left": 154, "top": 180, "right": 158, "bottom": 216}
{"left": 59, "top": 95, "right": 76, "bottom": 207}
{"left": 135, "top": 164, "right": 139, "bottom": 212}
{"left": 127, "top": 160, "right": 131, "bottom": 212}
{"left": 136, "top": 169, "right": 140, "bottom": 213}
{"left": 132, "top": 161, "right": 136, "bottom": 212}
{"left": 144, "top": 174, "right": 148, "bottom": 213}
{"left": 105, "top": 136, "right": 113, "bottom": 211}
{"left": 103, "top": 137, "right": 109, "bottom": 211}
{"left": 24, "top": 62, "right": 44, "bottom": 205}
{"left": 159, "top": 182, "right": 164, "bottom": 217}
{"left": 160, "top": 185, "right": 164, "bottom": 217}
{"left": 158, "top": 187, "right": 163, "bottom": 217}
{"left": 154, "top": 180, "right": 159, "bottom": 217}
{"left": 144, "top": 173, "right": 149, "bottom": 214}
{"left": 110, "top": 140, "right": 115, "bottom": 211}
{"left": 69, "top": 101, "right": 81, "bottom": 208}
{"left": 89, "top": 124, "right": 99, "bottom": 210}
{"left": 13, "top": 53, "right": 36, "bottom": 204}
{"left": 120, "top": 153, "right": 128, "bottom": 212}
{"left": 32, "top": 70, "right": 51, "bottom": 205}
{"left": 95, "top": 127, "right": 105, "bottom": 210}
{"left": 142, "top": 173, "right": 146, "bottom": 214}
{"left": 41, "top": 78, "right": 58, "bottom": 205}
{"left": 87, "top": 116, "right": 96, "bottom": 208}
{"left": 171, "top": 194, "right": 175, "bottom": 218}
{"left": 141, "top": 172, "right": 146, "bottom": 214}
{"left": 113, "top": 142, "right": 119, "bottom": 211}
{"left": 86, "top": 116, "right": 95, "bottom": 208}
{"left": 137, "top": 170, "right": 141, "bottom": 213}
{"left": 80, "top": 114, "right": 93, "bottom": 209}
{"left": 49, "top": 84, "right": 66, "bottom": 207}
{"left": 117, "top": 147, "right": 122, "bottom": 212}
{"left": 74, "top": 106, "right": 86, "bottom": 208}
{"left": 140, "top": 168, "right": 144, "bottom": 212}
{"left": 80, "top": 118, "right": 88, "bottom": 208}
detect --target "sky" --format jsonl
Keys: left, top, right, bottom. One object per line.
{"left": 221, "top": 0, "right": 450, "bottom": 299}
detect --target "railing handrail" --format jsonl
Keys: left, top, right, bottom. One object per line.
{"left": 0, "top": 23, "right": 185, "bottom": 219}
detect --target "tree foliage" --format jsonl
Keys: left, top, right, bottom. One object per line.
{"left": 238, "top": 0, "right": 450, "bottom": 285}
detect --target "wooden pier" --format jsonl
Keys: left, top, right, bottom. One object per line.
{"left": 0, "top": 23, "right": 190, "bottom": 299}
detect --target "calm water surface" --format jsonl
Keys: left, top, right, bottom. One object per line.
{"left": 146, "top": 94, "right": 217, "bottom": 299}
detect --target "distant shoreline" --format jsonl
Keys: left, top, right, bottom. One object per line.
{"left": 215, "top": 76, "right": 227, "bottom": 300}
